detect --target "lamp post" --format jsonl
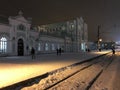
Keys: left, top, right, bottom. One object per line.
{"left": 98, "top": 38, "right": 102, "bottom": 51}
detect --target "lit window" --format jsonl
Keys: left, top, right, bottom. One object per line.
{"left": 57, "top": 44, "right": 60, "bottom": 49}
{"left": 81, "top": 43, "right": 85, "bottom": 50}
{"left": 102, "top": 44, "right": 104, "bottom": 47}
{"left": 45, "top": 43, "right": 49, "bottom": 51}
{"left": 38, "top": 43, "right": 41, "bottom": 51}
{"left": 52, "top": 44, "right": 55, "bottom": 50}
{"left": 0, "top": 37, "right": 7, "bottom": 53}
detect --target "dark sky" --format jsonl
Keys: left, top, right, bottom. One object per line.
{"left": 0, "top": 0, "right": 120, "bottom": 42}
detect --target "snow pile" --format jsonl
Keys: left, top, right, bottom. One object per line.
{"left": 21, "top": 65, "right": 86, "bottom": 90}
{"left": 21, "top": 61, "right": 104, "bottom": 90}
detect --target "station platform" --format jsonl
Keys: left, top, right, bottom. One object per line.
{"left": 0, "top": 50, "right": 111, "bottom": 88}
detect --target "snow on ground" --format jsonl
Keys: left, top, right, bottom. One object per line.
{"left": 0, "top": 50, "right": 110, "bottom": 89}
{"left": 90, "top": 54, "right": 120, "bottom": 90}
{"left": 21, "top": 59, "right": 104, "bottom": 90}
{"left": 21, "top": 54, "right": 111, "bottom": 90}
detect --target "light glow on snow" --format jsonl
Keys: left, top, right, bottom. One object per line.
{"left": 0, "top": 50, "right": 111, "bottom": 89}
{"left": 0, "top": 62, "right": 74, "bottom": 88}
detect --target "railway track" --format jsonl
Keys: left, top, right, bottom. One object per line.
{"left": 47, "top": 53, "right": 114, "bottom": 90}
{"left": 1, "top": 52, "right": 114, "bottom": 90}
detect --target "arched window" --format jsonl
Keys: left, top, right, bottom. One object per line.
{"left": 45, "top": 43, "right": 49, "bottom": 51}
{"left": 0, "top": 37, "right": 7, "bottom": 53}
{"left": 38, "top": 43, "right": 41, "bottom": 51}
{"left": 17, "top": 24, "right": 26, "bottom": 31}
{"left": 57, "top": 44, "right": 60, "bottom": 49}
{"left": 52, "top": 44, "right": 55, "bottom": 50}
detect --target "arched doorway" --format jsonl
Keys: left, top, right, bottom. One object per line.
{"left": 18, "top": 39, "right": 24, "bottom": 56}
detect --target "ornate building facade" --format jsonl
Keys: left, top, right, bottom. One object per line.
{"left": 38, "top": 17, "right": 88, "bottom": 53}
{"left": 0, "top": 11, "right": 88, "bottom": 56}
{"left": 0, "top": 11, "right": 39, "bottom": 56}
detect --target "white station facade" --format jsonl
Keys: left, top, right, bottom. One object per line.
{"left": 0, "top": 11, "right": 88, "bottom": 56}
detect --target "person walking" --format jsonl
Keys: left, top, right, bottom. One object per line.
{"left": 31, "top": 47, "right": 35, "bottom": 59}
{"left": 112, "top": 48, "right": 115, "bottom": 55}
{"left": 59, "top": 48, "right": 62, "bottom": 55}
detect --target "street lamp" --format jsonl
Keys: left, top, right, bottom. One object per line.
{"left": 98, "top": 38, "right": 102, "bottom": 51}
{"left": 99, "top": 38, "right": 102, "bottom": 42}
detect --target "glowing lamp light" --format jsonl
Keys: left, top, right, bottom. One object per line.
{"left": 99, "top": 39, "right": 102, "bottom": 42}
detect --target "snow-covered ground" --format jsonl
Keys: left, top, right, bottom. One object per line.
{"left": 90, "top": 53, "right": 120, "bottom": 90}
{"left": 0, "top": 50, "right": 110, "bottom": 89}
{"left": 21, "top": 53, "right": 111, "bottom": 90}
{"left": 22, "top": 51, "right": 120, "bottom": 90}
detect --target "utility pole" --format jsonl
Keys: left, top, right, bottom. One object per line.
{"left": 97, "top": 25, "right": 100, "bottom": 41}
{"left": 97, "top": 25, "right": 100, "bottom": 50}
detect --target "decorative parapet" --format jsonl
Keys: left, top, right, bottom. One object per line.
{"left": 0, "top": 32, "right": 10, "bottom": 38}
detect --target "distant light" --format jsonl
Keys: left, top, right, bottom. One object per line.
{"left": 99, "top": 39, "right": 102, "bottom": 42}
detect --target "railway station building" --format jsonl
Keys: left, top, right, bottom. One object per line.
{"left": 0, "top": 11, "right": 88, "bottom": 56}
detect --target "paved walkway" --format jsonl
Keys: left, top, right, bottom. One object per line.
{"left": 0, "top": 50, "right": 111, "bottom": 89}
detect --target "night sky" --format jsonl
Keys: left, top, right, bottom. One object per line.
{"left": 0, "top": 0, "right": 120, "bottom": 42}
